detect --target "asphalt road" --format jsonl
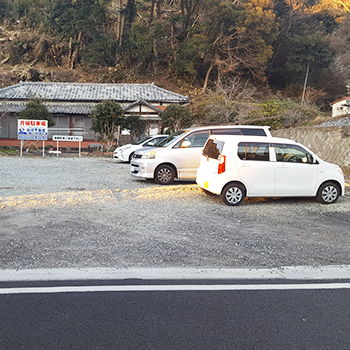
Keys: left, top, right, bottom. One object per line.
{"left": 1, "top": 274, "right": 350, "bottom": 350}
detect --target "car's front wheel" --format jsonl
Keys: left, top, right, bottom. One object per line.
{"left": 316, "top": 182, "right": 340, "bottom": 204}
{"left": 154, "top": 165, "right": 175, "bottom": 185}
{"left": 128, "top": 152, "right": 134, "bottom": 163}
{"left": 221, "top": 183, "right": 246, "bottom": 206}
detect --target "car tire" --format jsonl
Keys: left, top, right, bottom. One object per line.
{"left": 221, "top": 183, "right": 246, "bottom": 206}
{"left": 316, "top": 182, "right": 340, "bottom": 204}
{"left": 154, "top": 165, "right": 175, "bottom": 185}
{"left": 128, "top": 152, "right": 134, "bottom": 163}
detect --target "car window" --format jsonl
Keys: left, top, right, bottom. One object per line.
{"left": 180, "top": 131, "right": 210, "bottom": 148}
{"left": 212, "top": 128, "right": 267, "bottom": 136}
{"left": 202, "top": 139, "right": 224, "bottom": 159}
{"left": 156, "top": 130, "right": 187, "bottom": 147}
{"left": 273, "top": 144, "right": 314, "bottom": 163}
{"left": 237, "top": 142, "right": 270, "bottom": 161}
{"left": 132, "top": 136, "right": 152, "bottom": 145}
{"left": 143, "top": 136, "right": 165, "bottom": 147}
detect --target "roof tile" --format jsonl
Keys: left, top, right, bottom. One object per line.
{"left": 0, "top": 82, "right": 190, "bottom": 103}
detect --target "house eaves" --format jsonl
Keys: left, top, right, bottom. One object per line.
{"left": 0, "top": 101, "right": 96, "bottom": 114}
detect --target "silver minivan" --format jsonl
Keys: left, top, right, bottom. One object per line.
{"left": 196, "top": 135, "right": 345, "bottom": 205}
{"left": 129, "top": 125, "right": 272, "bottom": 185}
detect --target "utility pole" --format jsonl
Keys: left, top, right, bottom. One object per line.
{"left": 301, "top": 64, "right": 310, "bottom": 105}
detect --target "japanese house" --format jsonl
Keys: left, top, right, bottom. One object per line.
{"left": 0, "top": 82, "right": 190, "bottom": 148}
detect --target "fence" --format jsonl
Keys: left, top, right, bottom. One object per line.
{"left": 272, "top": 126, "right": 350, "bottom": 168}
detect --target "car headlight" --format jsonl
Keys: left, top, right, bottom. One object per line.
{"left": 141, "top": 151, "right": 156, "bottom": 159}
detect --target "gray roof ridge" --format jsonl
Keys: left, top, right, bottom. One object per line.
{"left": 18, "top": 81, "right": 162, "bottom": 87}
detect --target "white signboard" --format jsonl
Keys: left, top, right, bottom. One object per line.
{"left": 53, "top": 135, "right": 83, "bottom": 142}
{"left": 52, "top": 135, "right": 83, "bottom": 157}
{"left": 18, "top": 119, "right": 48, "bottom": 141}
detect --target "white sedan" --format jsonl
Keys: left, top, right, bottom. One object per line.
{"left": 113, "top": 135, "right": 167, "bottom": 163}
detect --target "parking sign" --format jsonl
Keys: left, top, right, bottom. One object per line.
{"left": 18, "top": 119, "right": 48, "bottom": 141}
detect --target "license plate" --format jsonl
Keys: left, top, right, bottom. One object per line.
{"left": 130, "top": 166, "right": 135, "bottom": 172}
{"left": 204, "top": 181, "right": 209, "bottom": 189}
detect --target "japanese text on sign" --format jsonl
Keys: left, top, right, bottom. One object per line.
{"left": 52, "top": 135, "right": 83, "bottom": 142}
{"left": 18, "top": 119, "right": 48, "bottom": 141}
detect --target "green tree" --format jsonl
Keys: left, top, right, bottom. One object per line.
{"left": 174, "top": 0, "right": 279, "bottom": 89}
{"left": 268, "top": 1, "right": 337, "bottom": 90}
{"left": 47, "top": 0, "right": 107, "bottom": 39}
{"left": 20, "top": 99, "right": 55, "bottom": 127}
{"left": 122, "top": 20, "right": 172, "bottom": 70}
{"left": 161, "top": 105, "right": 193, "bottom": 132}
{"left": 0, "top": 0, "right": 7, "bottom": 19}
{"left": 124, "top": 116, "right": 145, "bottom": 140}
{"left": 90, "top": 101, "right": 124, "bottom": 149}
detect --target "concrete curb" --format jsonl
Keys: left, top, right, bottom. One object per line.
{"left": 1, "top": 265, "right": 350, "bottom": 282}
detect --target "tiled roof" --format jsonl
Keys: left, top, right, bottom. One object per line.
{"left": 0, "top": 82, "right": 190, "bottom": 103}
{"left": 0, "top": 100, "right": 166, "bottom": 115}
{"left": 330, "top": 97, "right": 350, "bottom": 105}
{"left": 316, "top": 117, "right": 350, "bottom": 127}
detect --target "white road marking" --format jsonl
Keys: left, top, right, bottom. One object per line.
{"left": 1, "top": 283, "right": 350, "bottom": 295}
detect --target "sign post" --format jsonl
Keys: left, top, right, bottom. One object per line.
{"left": 52, "top": 135, "right": 83, "bottom": 157}
{"left": 18, "top": 119, "right": 48, "bottom": 157}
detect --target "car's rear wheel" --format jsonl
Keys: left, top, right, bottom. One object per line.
{"left": 154, "top": 165, "right": 175, "bottom": 185}
{"left": 316, "top": 182, "right": 340, "bottom": 204}
{"left": 221, "top": 183, "right": 245, "bottom": 206}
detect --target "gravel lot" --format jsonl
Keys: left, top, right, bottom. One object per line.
{"left": 1, "top": 154, "right": 350, "bottom": 270}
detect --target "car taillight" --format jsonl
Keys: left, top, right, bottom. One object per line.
{"left": 218, "top": 155, "right": 226, "bottom": 174}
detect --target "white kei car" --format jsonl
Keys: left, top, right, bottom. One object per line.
{"left": 113, "top": 135, "right": 167, "bottom": 163}
{"left": 196, "top": 135, "right": 345, "bottom": 205}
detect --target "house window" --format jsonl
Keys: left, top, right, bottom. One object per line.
{"left": 0, "top": 123, "right": 9, "bottom": 137}
{"left": 72, "top": 116, "right": 85, "bottom": 136}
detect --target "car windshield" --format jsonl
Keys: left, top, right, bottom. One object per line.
{"left": 155, "top": 130, "right": 188, "bottom": 147}
{"left": 132, "top": 136, "right": 152, "bottom": 145}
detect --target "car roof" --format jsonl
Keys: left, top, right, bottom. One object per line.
{"left": 184, "top": 125, "right": 271, "bottom": 132}
{"left": 207, "top": 135, "right": 298, "bottom": 145}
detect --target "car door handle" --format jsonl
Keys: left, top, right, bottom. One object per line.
{"left": 277, "top": 164, "right": 288, "bottom": 169}
{"left": 241, "top": 163, "right": 250, "bottom": 167}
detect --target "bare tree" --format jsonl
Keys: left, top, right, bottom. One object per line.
{"left": 202, "top": 77, "right": 257, "bottom": 125}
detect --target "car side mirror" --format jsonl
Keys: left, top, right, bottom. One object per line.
{"left": 181, "top": 140, "right": 191, "bottom": 148}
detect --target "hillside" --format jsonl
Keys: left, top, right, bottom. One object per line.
{"left": 1, "top": 0, "right": 350, "bottom": 127}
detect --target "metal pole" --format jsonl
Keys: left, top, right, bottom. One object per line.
{"left": 57, "top": 140, "right": 59, "bottom": 158}
{"left": 43, "top": 140, "right": 45, "bottom": 157}
{"left": 79, "top": 141, "right": 81, "bottom": 157}
{"left": 20, "top": 140, "right": 23, "bottom": 157}
{"left": 301, "top": 64, "right": 310, "bottom": 105}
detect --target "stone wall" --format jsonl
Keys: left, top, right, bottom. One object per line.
{"left": 272, "top": 126, "right": 350, "bottom": 168}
